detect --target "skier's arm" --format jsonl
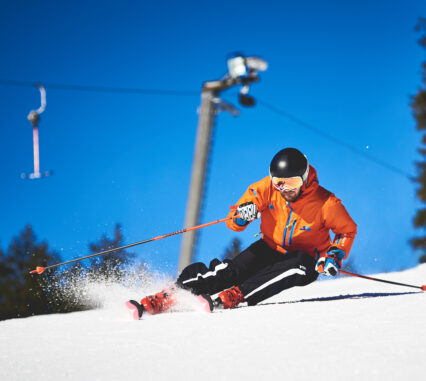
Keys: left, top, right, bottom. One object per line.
{"left": 322, "top": 196, "right": 357, "bottom": 259}
{"left": 226, "top": 184, "right": 266, "bottom": 232}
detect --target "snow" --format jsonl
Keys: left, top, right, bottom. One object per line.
{"left": 1, "top": 265, "right": 426, "bottom": 381}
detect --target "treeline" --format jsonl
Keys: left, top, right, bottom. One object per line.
{"left": 0, "top": 224, "right": 146, "bottom": 321}
{"left": 412, "top": 18, "right": 426, "bottom": 264}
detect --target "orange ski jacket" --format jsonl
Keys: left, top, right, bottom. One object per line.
{"left": 226, "top": 165, "right": 357, "bottom": 260}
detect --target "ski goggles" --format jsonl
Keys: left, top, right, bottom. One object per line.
{"left": 271, "top": 175, "right": 303, "bottom": 191}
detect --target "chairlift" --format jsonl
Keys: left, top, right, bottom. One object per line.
{"left": 21, "top": 84, "right": 53, "bottom": 180}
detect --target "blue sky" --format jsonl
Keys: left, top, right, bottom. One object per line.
{"left": 1, "top": 0, "right": 425, "bottom": 276}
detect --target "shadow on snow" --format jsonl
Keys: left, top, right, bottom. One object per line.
{"left": 255, "top": 291, "right": 421, "bottom": 307}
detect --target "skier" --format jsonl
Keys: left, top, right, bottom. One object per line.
{"left": 126, "top": 147, "right": 357, "bottom": 318}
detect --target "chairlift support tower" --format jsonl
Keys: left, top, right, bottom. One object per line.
{"left": 178, "top": 54, "right": 267, "bottom": 273}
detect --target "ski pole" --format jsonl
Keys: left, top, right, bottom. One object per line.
{"left": 30, "top": 215, "right": 235, "bottom": 275}
{"left": 339, "top": 269, "right": 426, "bottom": 291}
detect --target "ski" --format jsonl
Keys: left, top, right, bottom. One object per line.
{"left": 125, "top": 300, "right": 145, "bottom": 320}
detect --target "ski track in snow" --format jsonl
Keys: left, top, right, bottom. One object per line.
{"left": 1, "top": 265, "right": 426, "bottom": 381}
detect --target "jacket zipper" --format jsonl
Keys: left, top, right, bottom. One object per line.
{"left": 283, "top": 203, "right": 293, "bottom": 247}
{"left": 288, "top": 219, "right": 297, "bottom": 245}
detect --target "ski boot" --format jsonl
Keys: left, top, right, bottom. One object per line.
{"left": 214, "top": 286, "right": 245, "bottom": 309}
{"left": 141, "top": 287, "right": 177, "bottom": 315}
{"left": 125, "top": 287, "right": 177, "bottom": 320}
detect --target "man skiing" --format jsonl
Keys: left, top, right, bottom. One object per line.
{"left": 126, "top": 147, "right": 357, "bottom": 318}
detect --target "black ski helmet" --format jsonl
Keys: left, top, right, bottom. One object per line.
{"left": 269, "top": 148, "right": 309, "bottom": 182}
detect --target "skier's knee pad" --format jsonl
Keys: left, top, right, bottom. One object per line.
{"left": 176, "top": 258, "right": 235, "bottom": 295}
{"left": 177, "top": 262, "right": 209, "bottom": 288}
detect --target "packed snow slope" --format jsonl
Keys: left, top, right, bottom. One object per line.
{"left": 1, "top": 265, "right": 426, "bottom": 381}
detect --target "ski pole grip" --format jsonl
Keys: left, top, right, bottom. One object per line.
{"left": 229, "top": 205, "right": 243, "bottom": 219}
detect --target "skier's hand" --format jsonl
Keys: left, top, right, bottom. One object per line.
{"left": 315, "top": 247, "right": 345, "bottom": 276}
{"left": 236, "top": 202, "right": 260, "bottom": 222}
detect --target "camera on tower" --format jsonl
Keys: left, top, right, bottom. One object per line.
{"left": 226, "top": 53, "right": 268, "bottom": 107}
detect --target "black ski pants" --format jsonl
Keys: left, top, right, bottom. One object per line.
{"left": 177, "top": 239, "right": 319, "bottom": 305}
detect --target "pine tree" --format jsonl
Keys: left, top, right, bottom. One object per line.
{"left": 87, "top": 223, "right": 134, "bottom": 280}
{"left": 223, "top": 237, "right": 242, "bottom": 260}
{"left": 54, "top": 224, "right": 150, "bottom": 313}
{"left": 411, "top": 17, "right": 426, "bottom": 263}
{"left": 0, "top": 226, "right": 61, "bottom": 320}
{"left": 0, "top": 247, "right": 14, "bottom": 314}
{"left": 45, "top": 225, "right": 139, "bottom": 314}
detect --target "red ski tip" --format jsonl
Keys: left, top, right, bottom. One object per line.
{"left": 421, "top": 285, "right": 426, "bottom": 291}
{"left": 125, "top": 300, "right": 146, "bottom": 320}
{"left": 30, "top": 266, "right": 46, "bottom": 275}
{"left": 197, "top": 295, "right": 213, "bottom": 313}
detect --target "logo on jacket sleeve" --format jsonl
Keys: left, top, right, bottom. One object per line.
{"left": 300, "top": 226, "right": 311, "bottom": 231}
